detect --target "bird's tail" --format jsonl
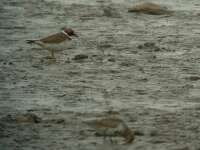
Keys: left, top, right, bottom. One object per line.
{"left": 26, "top": 40, "right": 36, "bottom": 44}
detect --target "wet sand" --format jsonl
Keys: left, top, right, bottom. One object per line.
{"left": 0, "top": 0, "right": 200, "bottom": 149}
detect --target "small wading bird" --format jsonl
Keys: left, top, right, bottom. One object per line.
{"left": 84, "top": 117, "right": 134, "bottom": 144}
{"left": 26, "top": 27, "right": 78, "bottom": 59}
{"left": 128, "top": 2, "right": 173, "bottom": 15}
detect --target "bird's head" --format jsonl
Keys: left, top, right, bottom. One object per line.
{"left": 62, "top": 27, "right": 78, "bottom": 37}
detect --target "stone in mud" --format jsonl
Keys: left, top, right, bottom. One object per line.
{"left": 47, "top": 118, "right": 65, "bottom": 124}
{"left": 128, "top": 2, "right": 173, "bottom": 15}
{"left": 107, "top": 57, "right": 115, "bottom": 62}
{"left": 186, "top": 76, "right": 200, "bottom": 81}
{"left": 135, "top": 89, "right": 147, "bottom": 95}
{"left": 137, "top": 42, "right": 162, "bottom": 52}
{"left": 120, "top": 61, "right": 136, "bottom": 67}
{"left": 2, "top": 61, "right": 13, "bottom": 65}
{"left": 149, "top": 129, "right": 159, "bottom": 137}
{"left": 102, "top": 6, "right": 121, "bottom": 18}
{"left": 137, "top": 42, "right": 155, "bottom": 49}
{"left": 144, "top": 42, "right": 156, "bottom": 47}
{"left": 149, "top": 138, "right": 166, "bottom": 144}
{"left": 72, "top": 54, "right": 89, "bottom": 62}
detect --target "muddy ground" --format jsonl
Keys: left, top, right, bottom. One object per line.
{"left": 1, "top": 0, "right": 200, "bottom": 149}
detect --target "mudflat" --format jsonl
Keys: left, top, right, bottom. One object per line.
{"left": 0, "top": 0, "right": 200, "bottom": 149}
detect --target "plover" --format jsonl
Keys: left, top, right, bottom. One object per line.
{"left": 84, "top": 117, "right": 134, "bottom": 144}
{"left": 128, "top": 2, "right": 173, "bottom": 15}
{"left": 26, "top": 27, "right": 78, "bottom": 59}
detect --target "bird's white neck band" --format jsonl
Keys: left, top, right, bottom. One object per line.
{"left": 62, "top": 31, "right": 69, "bottom": 36}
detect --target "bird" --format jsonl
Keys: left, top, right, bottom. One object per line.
{"left": 84, "top": 117, "right": 134, "bottom": 144}
{"left": 128, "top": 2, "right": 173, "bottom": 15}
{"left": 26, "top": 27, "right": 78, "bottom": 59}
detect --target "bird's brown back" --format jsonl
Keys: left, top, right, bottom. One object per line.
{"left": 40, "top": 32, "right": 71, "bottom": 44}
{"left": 128, "top": 2, "right": 172, "bottom": 15}
{"left": 95, "top": 118, "right": 123, "bottom": 128}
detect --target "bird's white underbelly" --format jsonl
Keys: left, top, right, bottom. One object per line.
{"left": 41, "top": 41, "right": 72, "bottom": 52}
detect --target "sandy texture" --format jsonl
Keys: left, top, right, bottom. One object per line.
{"left": 1, "top": 0, "right": 200, "bottom": 149}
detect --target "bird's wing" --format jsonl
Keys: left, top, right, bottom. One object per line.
{"left": 40, "top": 32, "right": 72, "bottom": 43}
{"left": 96, "top": 118, "right": 122, "bottom": 128}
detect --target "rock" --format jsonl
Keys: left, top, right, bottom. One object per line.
{"left": 120, "top": 61, "right": 135, "bottom": 67}
{"left": 137, "top": 45, "right": 143, "bottom": 49}
{"left": 137, "top": 42, "right": 162, "bottom": 52}
{"left": 137, "top": 42, "right": 156, "bottom": 49}
{"left": 128, "top": 2, "right": 173, "bottom": 15}
{"left": 154, "top": 47, "right": 161, "bottom": 52}
{"left": 31, "top": 64, "right": 43, "bottom": 70}
{"left": 135, "top": 89, "right": 147, "bottom": 95}
{"left": 149, "top": 129, "right": 159, "bottom": 136}
{"left": 186, "top": 76, "right": 200, "bottom": 81}
{"left": 144, "top": 42, "right": 156, "bottom": 47}
{"left": 48, "top": 118, "right": 65, "bottom": 124}
{"left": 102, "top": 6, "right": 121, "bottom": 18}
{"left": 72, "top": 54, "right": 89, "bottom": 62}
{"left": 107, "top": 57, "right": 115, "bottom": 62}
{"left": 149, "top": 138, "right": 166, "bottom": 144}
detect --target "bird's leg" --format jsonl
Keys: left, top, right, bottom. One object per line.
{"left": 101, "top": 49, "right": 105, "bottom": 63}
{"left": 109, "top": 137, "right": 114, "bottom": 144}
{"left": 45, "top": 50, "right": 55, "bottom": 60}
{"left": 51, "top": 50, "right": 55, "bottom": 59}
{"left": 103, "top": 135, "right": 106, "bottom": 143}
{"left": 103, "top": 130, "right": 108, "bottom": 143}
